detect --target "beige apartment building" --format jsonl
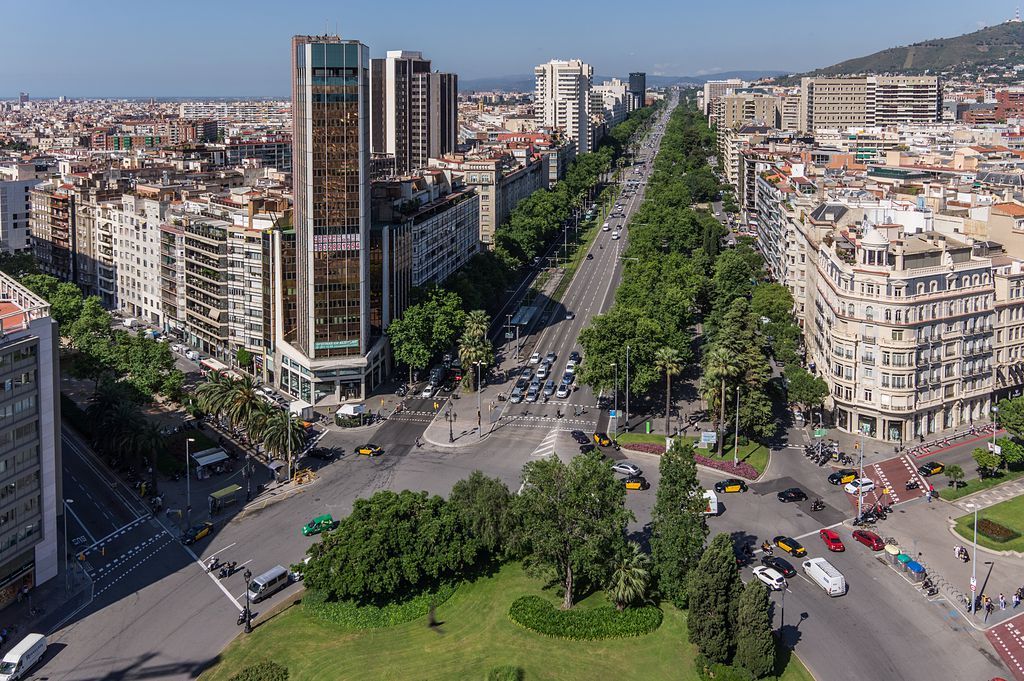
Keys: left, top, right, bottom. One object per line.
{"left": 710, "top": 93, "right": 780, "bottom": 131}
{"left": 798, "top": 76, "right": 941, "bottom": 133}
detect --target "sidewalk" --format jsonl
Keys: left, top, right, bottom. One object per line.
{"left": 0, "top": 563, "right": 92, "bottom": 653}
{"left": 952, "top": 478, "right": 1024, "bottom": 513}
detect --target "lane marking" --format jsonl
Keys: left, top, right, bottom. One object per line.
{"left": 64, "top": 501, "right": 97, "bottom": 544}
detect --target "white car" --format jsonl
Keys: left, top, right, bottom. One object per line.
{"left": 529, "top": 352, "right": 541, "bottom": 364}
{"left": 611, "top": 462, "right": 641, "bottom": 476}
{"left": 602, "top": 223, "right": 610, "bottom": 231}
{"left": 565, "top": 360, "right": 577, "bottom": 374}
{"left": 536, "top": 363, "right": 549, "bottom": 379}
{"left": 611, "top": 232, "right": 620, "bottom": 240}
{"left": 844, "top": 478, "right": 876, "bottom": 495}
{"left": 555, "top": 384, "right": 570, "bottom": 398}
{"left": 752, "top": 566, "right": 787, "bottom": 591}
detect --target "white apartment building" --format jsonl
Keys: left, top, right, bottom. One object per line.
{"left": 702, "top": 78, "right": 746, "bottom": 115}
{"left": 0, "top": 163, "right": 50, "bottom": 254}
{"left": 113, "top": 195, "right": 166, "bottom": 327}
{"left": 593, "top": 79, "right": 630, "bottom": 128}
{"left": 534, "top": 60, "right": 594, "bottom": 154}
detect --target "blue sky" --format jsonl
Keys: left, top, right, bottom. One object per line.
{"left": 1, "top": 0, "right": 1020, "bottom": 97}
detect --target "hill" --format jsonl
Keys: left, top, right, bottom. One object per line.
{"left": 792, "top": 20, "right": 1024, "bottom": 79}
{"left": 459, "top": 70, "right": 787, "bottom": 93}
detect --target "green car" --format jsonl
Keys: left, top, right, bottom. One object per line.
{"left": 302, "top": 514, "right": 334, "bottom": 536}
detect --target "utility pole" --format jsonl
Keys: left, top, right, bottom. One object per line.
{"left": 185, "top": 437, "right": 195, "bottom": 528}
{"left": 968, "top": 502, "right": 978, "bottom": 612}
{"left": 611, "top": 363, "right": 619, "bottom": 439}
{"left": 733, "top": 386, "right": 740, "bottom": 466}
{"left": 625, "top": 345, "right": 630, "bottom": 432}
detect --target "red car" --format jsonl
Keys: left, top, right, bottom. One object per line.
{"left": 852, "top": 529, "right": 885, "bottom": 551}
{"left": 819, "top": 528, "right": 845, "bottom": 552}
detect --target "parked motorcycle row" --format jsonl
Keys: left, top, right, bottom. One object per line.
{"left": 804, "top": 441, "right": 854, "bottom": 466}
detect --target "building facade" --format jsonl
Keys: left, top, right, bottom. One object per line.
{"left": 534, "top": 60, "right": 594, "bottom": 154}
{"left": 628, "top": 72, "right": 646, "bottom": 112}
{"left": 799, "top": 76, "right": 941, "bottom": 132}
{"left": 0, "top": 163, "right": 50, "bottom": 254}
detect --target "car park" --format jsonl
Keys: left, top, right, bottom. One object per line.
{"left": 355, "top": 444, "right": 383, "bottom": 457}
{"left": 302, "top": 514, "right": 334, "bottom": 536}
{"left": 561, "top": 372, "right": 575, "bottom": 385}
{"left": 181, "top": 521, "right": 214, "bottom": 545}
{"left": 844, "top": 478, "right": 875, "bottom": 495}
{"left": 714, "top": 479, "right": 748, "bottom": 493}
{"left": 752, "top": 566, "right": 787, "bottom": 591}
{"left": 828, "top": 469, "right": 857, "bottom": 485}
{"left": 819, "top": 528, "right": 845, "bottom": 552}
{"left": 852, "top": 529, "right": 885, "bottom": 551}
{"left": 623, "top": 476, "right": 649, "bottom": 490}
{"left": 611, "top": 462, "right": 641, "bottom": 476}
{"left": 777, "top": 487, "right": 808, "bottom": 503}
{"left": 760, "top": 555, "right": 796, "bottom": 578}
{"left": 565, "top": 360, "right": 577, "bottom": 374}
{"left": 555, "top": 384, "right": 570, "bottom": 398}
{"left": 772, "top": 536, "right": 807, "bottom": 557}
{"left": 569, "top": 351, "right": 581, "bottom": 363}
{"left": 917, "top": 461, "right": 945, "bottom": 477}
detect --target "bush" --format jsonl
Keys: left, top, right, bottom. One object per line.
{"left": 617, "top": 442, "right": 758, "bottom": 479}
{"left": 976, "top": 518, "right": 1021, "bottom": 543}
{"left": 228, "top": 661, "right": 289, "bottom": 681}
{"left": 507, "top": 595, "right": 662, "bottom": 639}
{"left": 487, "top": 665, "right": 524, "bottom": 681}
{"left": 334, "top": 415, "right": 362, "bottom": 428}
{"left": 696, "top": 656, "right": 754, "bottom": 681}
{"left": 303, "top": 583, "right": 457, "bottom": 629}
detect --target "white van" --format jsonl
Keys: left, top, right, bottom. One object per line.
{"left": 802, "top": 557, "right": 846, "bottom": 597}
{"left": 248, "top": 565, "right": 290, "bottom": 602}
{"left": 0, "top": 633, "right": 47, "bottom": 681}
{"left": 703, "top": 490, "right": 719, "bottom": 516}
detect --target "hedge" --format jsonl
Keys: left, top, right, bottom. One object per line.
{"left": 507, "top": 595, "right": 662, "bottom": 639}
{"left": 303, "top": 583, "right": 457, "bottom": 629}
{"left": 228, "top": 661, "right": 289, "bottom": 681}
{"left": 977, "top": 518, "right": 1021, "bottom": 543}
{"left": 620, "top": 442, "right": 759, "bottom": 479}
{"left": 486, "top": 666, "right": 524, "bottom": 681}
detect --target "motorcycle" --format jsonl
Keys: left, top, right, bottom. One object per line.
{"left": 206, "top": 557, "right": 220, "bottom": 572}
{"left": 810, "top": 499, "right": 825, "bottom": 512}
{"left": 760, "top": 542, "right": 773, "bottom": 555}
{"left": 924, "top": 586, "right": 939, "bottom": 597}
{"left": 905, "top": 480, "right": 920, "bottom": 491}
{"left": 237, "top": 607, "right": 253, "bottom": 626}
{"left": 218, "top": 561, "right": 237, "bottom": 579}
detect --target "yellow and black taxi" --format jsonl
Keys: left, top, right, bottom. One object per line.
{"left": 623, "top": 475, "right": 649, "bottom": 491}
{"left": 714, "top": 478, "right": 748, "bottom": 494}
{"left": 302, "top": 514, "right": 334, "bottom": 537}
{"left": 772, "top": 535, "right": 807, "bottom": 557}
{"left": 181, "top": 520, "right": 214, "bottom": 546}
{"left": 917, "top": 461, "right": 945, "bottom": 477}
{"left": 355, "top": 443, "right": 384, "bottom": 457}
{"left": 593, "top": 432, "right": 611, "bottom": 447}
{"left": 827, "top": 469, "right": 858, "bottom": 486}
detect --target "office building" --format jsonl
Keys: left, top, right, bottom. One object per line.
{"left": 280, "top": 34, "right": 385, "bottom": 404}
{"left": 798, "top": 76, "right": 941, "bottom": 132}
{"left": 0, "top": 272, "right": 60, "bottom": 608}
{"left": 0, "top": 163, "right": 51, "bottom": 254}
{"left": 534, "top": 60, "right": 594, "bottom": 154}
{"left": 370, "top": 51, "right": 457, "bottom": 174}
{"left": 628, "top": 72, "right": 646, "bottom": 111}
{"left": 702, "top": 78, "right": 746, "bottom": 115}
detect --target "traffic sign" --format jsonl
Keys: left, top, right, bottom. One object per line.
{"left": 701, "top": 431, "right": 718, "bottom": 445}
{"left": 971, "top": 577, "right": 977, "bottom": 592}
{"left": 814, "top": 428, "right": 828, "bottom": 438}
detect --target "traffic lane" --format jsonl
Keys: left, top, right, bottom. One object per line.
{"left": 62, "top": 434, "right": 142, "bottom": 532}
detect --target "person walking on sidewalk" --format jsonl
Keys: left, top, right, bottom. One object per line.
{"left": 1000, "top": 593, "right": 1006, "bottom": 610}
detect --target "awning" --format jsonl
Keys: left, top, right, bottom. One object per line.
{"left": 336, "top": 403, "right": 365, "bottom": 416}
{"left": 210, "top": 484, "right": 242, "bottom": 500}
{"left": 192, "top": 449, "right": 229, "bottom": 468}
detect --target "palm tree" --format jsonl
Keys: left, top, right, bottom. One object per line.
{"left": 654, "top": 346, "right": 683, "bottom": 436}
{"left": 246, "top": 399, "right": 275, "bottom": 453}
{"left": 195, "top": 372, "right": 234, "bottom": 423}
{"left": 260, "top": 409, "right": 306, "bottom": 477}
{"left": 704, "top": 346, "right": 740, "bottom": 457}
{"left": 606, "top": 541, "right": 650, "bottom": 611}
{"left": 464, "top": 309, "right": 490, "bottom": 339}
{"left": 225, "top": 376, "right": 260, "bottom": 442}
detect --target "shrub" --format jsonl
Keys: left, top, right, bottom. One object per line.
{"left": 228, "top": 661, "right": 289, "bottom": 681}
{"left": 486, "top": 666, "right": 524, "bottom": 681}
{"left": 507, "top": 595, "right": 662, "bottom": 639}
{"left": 618, "top": 442, "right": 759, "bottom": 479}
{"left": 695, "top": 656, "right": 754, "bottom": 681}
{"left": 303, "top": 583, "right": 457, "bottom": 629}
{"left": 976, "top": 518, "right": 1021, "bottom": 543}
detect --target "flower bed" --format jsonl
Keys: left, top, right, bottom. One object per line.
{"left": 976, "top": 518, "right": 1021, "bottom": 543}
{"left": 618, "top": 442, "right": 759, "bottom": 480}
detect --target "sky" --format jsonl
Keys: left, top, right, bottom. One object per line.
{"left": 2, "top": 0, "right": 1022, "bottom": 97}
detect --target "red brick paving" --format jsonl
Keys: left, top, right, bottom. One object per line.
{"left": 842, "top": 455, "right": 927, "bottom": 510}
{"left": 987, "top": 612, "right": 1024, "bottom": 681}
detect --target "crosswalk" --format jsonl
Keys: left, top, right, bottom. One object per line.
{"left": 531, "top": 429, "right": 561, "bottom": 458}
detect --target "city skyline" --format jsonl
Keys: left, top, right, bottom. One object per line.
{"left": 1, "top": 0, "right": 1022, "bottom": 97}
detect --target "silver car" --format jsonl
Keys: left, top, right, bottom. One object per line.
{"left": 611, "top": 462, "right": 641, "bottom": 476}
{"left": 543, "top": 379, "right": 556, "bottom": 397}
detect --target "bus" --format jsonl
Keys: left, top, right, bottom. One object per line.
{"left": 200, "top": 358, "right": 229, "bottom": 376}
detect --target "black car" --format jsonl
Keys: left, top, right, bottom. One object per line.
{"left": 777, "top": 487, "right": 808, "bottom": 503}
{"left": 579, "top": 443, "right": 596, "bottom": 454}
{"left": 570, "top": 430, "right": 589, "bottom": 444}
{"left": 760, "top": 555, "right": 797, "bottom": 578}
{"left": 569, "top": 351, "right": 582, "bottom": 363}
{"left": 307, "top": 447, "right": 337, "bottom": 461}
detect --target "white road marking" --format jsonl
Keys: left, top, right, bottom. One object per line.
{"left": 64, "top": 501, "right": 97, "bottom": 544}
{"left": 208, "top": 542, "right": 236, "bottom": 558}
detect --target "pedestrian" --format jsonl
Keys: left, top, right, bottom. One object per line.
{"left": 1014, "top": 591, "right": 1022, "bottom": 608}
{"left": 986, "top": 600, "right": 995, "bottom": 619}
{"left": 1000, "top": 593, "right": 1007, "bottom": 610}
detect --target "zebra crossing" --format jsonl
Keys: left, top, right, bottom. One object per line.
{"left": 531, "top": 429, "right": 561, "bottom": 458}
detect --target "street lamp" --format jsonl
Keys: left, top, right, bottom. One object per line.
{"left": 967, "top": 502, "right": 979, "bottom": 612}
{"left": 991, "top": 405, "right": 999, "bottom": 452}
{"left": 185, "top": 437, "right": 196, "bottom": 528}
{"left": 611, "top": 362, "right": 619, "bottom": 439}
{"left": 243, "top": 568, "right": 253, "bottom": 633}
{"left": 446, "top": 410, "right": 457, "bottom": 443}
{"left": 624, "top": 345, "right": 630, "bottom": 433}
{"left": 475, "top": 361, "right": 483, "bottom": 439}
{"left": 63, "top": 499, "right": 73, "bottom": 592}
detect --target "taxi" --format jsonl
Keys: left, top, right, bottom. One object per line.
{"left": 302, "top": 514, "right": 335, "bottom": 536}
{"left": 714, "top": 478, "right": 748, "bottom": 494}
{"left": 827, "top": 469, "right": 857, "bottom": 485}
{"left": 593, "top": 432, "right": 611, "bottom": 447}
{"left": 917, "top": 461, "right": 945, "bottom": 477}
{"left": 181, "top": 520, "right": 214, "bottom": 546}
{"left": 772, "top": 535, "right": 807, "bottom": 557}
{"left": 355, "top": 443, "right": 384, "bottom": 457}
{"left": 623, "top": 476, "right": 649, "bottom": 491}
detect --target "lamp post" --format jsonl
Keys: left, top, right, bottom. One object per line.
{"left": 611, "top": 362, "right": 619, "bottom": 439}
{"left": 446, "top": 410, "right": 457, "bottom": 443}
{"left": 475, "top": 361, "right": 483, "bottom": 439}
{"left": 967, "top": 502, "right": 979, "bottom": 612}
{"left": 625, "top": 345, "right": 630, "bottom": 433}
{"left": 992, "top": 405, "right": 999, "bottom": 451}
{"left": 63, "top": 499, "right": 73, "bottom": 592}
{"left": 185, "top": 437, "right": 195, "bottom": 528}
{"left": 733, "top": 386, "right": 740, "bottom": 466}
{"left": 243, "top": 568, "right": 253, "bottom": 633}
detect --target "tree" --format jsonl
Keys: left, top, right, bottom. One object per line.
{"left": 236, "top": 348, "right": 253, "bottom": 368}
{"left": 784, "top": 366, "right": 828, "bottom": 417}
{"left": 457, "top": 310, "right": 494, "bottom": 392}
{"left": 121, "top": 420, "right": 165, "bottom": 496}
{"left": 996, "top": 397, "right": 1024, "bottom": 438}
{"left": 387, "top": 306, "right": 432, "bottom": 384}
{"left": 195, "top": 372, "right": 234, "bottom": 422}
{"left": 510, "top": 452, "right": 634, "bottom": 609}
{"left": 999, "top": 437, "right": 1024, "bottom": 469}
{"left": 606, "top": 541, "right": 650, "bottom": 611}
{"left": 704, "top": 346, "right": 740, "bottom": 456}
{"left": 259, "top": 409, "right": 306, "bottom": 466}
{"left": 973, "top": 447, "right": 1001, "bottom": 477}
{"left": 944, "top": 464, "right": 965, "bottom": 489}
{"left": 734, "top": 580, "right": 776, "bottom": 678}
{"left": 448, "top": 471, "right": 511, "bottom": 558}
{"left": 687, "top": 532, "right": 742, "bottom": 663}
{"left": 225, "top": 376, "right": 261, "bottom": 439}
{"left": 655, "top": 346, "right": 683, "bottom": 435}
{"left": 650, "top": 439, "right": 709, "bottom": 607}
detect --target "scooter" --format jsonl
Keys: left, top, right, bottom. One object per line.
{"left": 237, "top": 607, "right": 253, "bottom": 626}
{"left": 905, "top": 480, "right": 920, "bottom": 490}
{"left": 810, "top": 499, "right": 825, "bottom": 512}
{"left": 219, "top": 561, "right": 237, "bottom": 579}
{"left": 760, "top": 542, "right": 773, "bottom": 555}
{"left": 206, "top": 557, "right": 221, "bottom": 573}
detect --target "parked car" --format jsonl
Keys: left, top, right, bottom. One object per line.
{"left": 777, "top": 487, "right": 808, "bottom": 503}
{"left": 623, "top": 476, "right": 649, "bottom": 490}
{"left": 543, "top": 379, "right": 556, "bottom": 397}
{"left": 569, "top": 351, "right": 582, "bottom": 363}
{"left": 565, "top": 360, "right": 577, "bottom": 374}
{"left": 354, "top": 444, "right": 383, "bottom": 457}
{"left": 773, "top": 535, "right": 807, "bottom": 557}
{"left": 917, "top": 461, "right": 945, "bottom": 477}
{"left": 579, "top": 443, "right": 596, "bottom": 454}
{"left": 302, "top": 514, "right": 334, "bottom": 536}
{"left": 752, "top": 565, "right": 787, "bottom": 591}
{"left": 611, "top": 462, "right": 641, "bottom": 476}
{"left": 852, "top": 529, "right": 885, "bottom": 551}
{"left": 760, "top": 555, "right": 796, "bottom": 578}
{"left": 714, "top": 479, "right": 748, "bottom": 494}
{"left": 556, "top": 384, "right": 571, "bottom": 398}
{"left": 844, "top": 478, "right": 876, "bottom": 495}
{"left": 819, "top": 528, "right": 845, "bottom": 552}
{"left": 828, "top": 469, "right": 857, "bottom": 485}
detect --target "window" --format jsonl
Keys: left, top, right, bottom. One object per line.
{"left": 864, "top": 389, "right": 873, "bottom": 402}
{"left": 892, "top": 329, "right": 904, "bottom": 341}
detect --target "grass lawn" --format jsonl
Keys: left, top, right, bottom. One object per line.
{"left": 199, "top": 564, "right": 813, "bottom": 681}
{"left": 617, "top": 432, "right": 770, "bottom": 476}
{"left": 940, "top": 464, "right": 1024, "bottom": 501}
{"left": 954, "top": 494, "right": 1024, "bottom": 553}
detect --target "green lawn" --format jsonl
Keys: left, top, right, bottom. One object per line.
{"left": 954, "top": 494, "right": 1024, "bottom": 553}
{"left": 940, "top": 464, "right": 1024, "bottom": 501}
{"left": 199, "top": 564, "right": 813, "bottom": 681}
{"left": 617, "top": 432, "right": 770, "bottom": 476}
